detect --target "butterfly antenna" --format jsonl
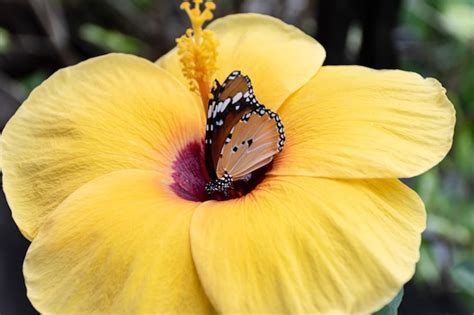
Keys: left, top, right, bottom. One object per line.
{"left": 213, "top": 79, "right": 221, "bottom": 90}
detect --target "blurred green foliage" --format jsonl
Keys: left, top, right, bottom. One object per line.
{"left": 402, "top": 0, "right": 474, "bottom": 310}
{"left": 0, "top": 27, "right": 10, "bottom": 53}
{"left": 131, "top": 0, "right": 154, "bottom": 11}
{"left": 375, "top": 289, "right": 404, "bottom": 315}
{"left": 79, "top": 23, "right": 145, "bottom": 54}
{"left": 20, "top": 71, "right": 49, "bottom": 96}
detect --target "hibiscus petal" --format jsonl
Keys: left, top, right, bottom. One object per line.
{"left": 24, "top": 170, "right": 214, "bottom": 314}
{"left": 157, "top": 13, "right": 326, "bottom": 111}
{"left": 272, "top": 66, "right": 455, "bottom": 178}
{"left": 1, "top": 53, "right": 204, "bottom": 240}
{"left": 190, "top": 176, "right": 425, "bottom": 314}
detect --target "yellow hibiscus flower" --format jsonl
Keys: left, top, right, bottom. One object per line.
{"left": 0, "top": 1, "right": 455, "bottom": 314}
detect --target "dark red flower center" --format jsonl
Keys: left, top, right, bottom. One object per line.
{"left": 170, "top": 140, "right": 269, "bottom": 201}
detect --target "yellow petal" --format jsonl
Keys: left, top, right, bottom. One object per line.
{"left": 272, "top": 66, "right": 455, "bottom": 178}
{"left": 24, "top": 170, "right": 214, "bottom": 314}
{"left": 190, "top": 176, "right": 425, "bottom": 313}
{"left": 2, "top": 53, "right": 204, "bottom": 240}
{"left": 158, "top": 13, "right": 326, "bottom": 111}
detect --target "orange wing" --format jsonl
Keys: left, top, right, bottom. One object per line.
{"left": 216, "top": 108, "right": 285, "bottom": 180}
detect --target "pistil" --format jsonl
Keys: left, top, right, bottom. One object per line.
{"left": 177, "top": 0, "right": 218, "bottom": 111}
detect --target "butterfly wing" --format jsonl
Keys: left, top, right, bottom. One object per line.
{"left": 205, "top": 71, "right": 259, "bottom": 179}
{"left": 216, "top": 107, "right": 285, "bottom": 180}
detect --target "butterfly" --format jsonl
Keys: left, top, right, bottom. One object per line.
{"left": 204, "top": 71, "right": 285, "bottom": 195}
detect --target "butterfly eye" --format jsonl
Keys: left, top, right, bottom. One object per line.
{"left": 204, "top": 71, "right": 285, "bottom": 197}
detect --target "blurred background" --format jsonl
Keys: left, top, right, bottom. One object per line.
{"left": 0, "top": 0, "right": 473, "bottom": 314}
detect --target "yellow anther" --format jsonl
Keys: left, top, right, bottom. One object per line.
{"left": 176, "top": 0, "right": 218, "bottom": 110}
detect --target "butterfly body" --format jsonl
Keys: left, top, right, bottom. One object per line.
{"left": 204, "top": 71, "right": 285, "bottom": 195}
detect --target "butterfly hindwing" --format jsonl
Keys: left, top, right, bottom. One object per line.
{"left": 216, "top": 107, "right": 285, "bottom": 180}
{"left": 205, "top": 71, "right": 259, "bottom": 179}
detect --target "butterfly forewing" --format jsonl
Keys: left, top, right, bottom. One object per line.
{"left": 205, "top": 71, "right": 259, "bottom": 179}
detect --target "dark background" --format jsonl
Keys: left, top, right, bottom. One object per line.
{"left": 1, "top": 0, "right": 473, "bottom": 314}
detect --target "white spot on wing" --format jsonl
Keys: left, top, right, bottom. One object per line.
{"left": 212, "top": 107, "right": 218, "bottom": 118}
{"left": 232, "top": 92, "right": 243, "bottom": 104}
{"left": 208, "top": 103, "right": 215, "bottom": 118}
{"left": 217, "top": 101, "right": 223, "bottom": 113}
{"left": 222, "top": 98, "right": 231, "bottom": 111}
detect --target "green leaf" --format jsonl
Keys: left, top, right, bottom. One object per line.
{"left": 443, "top": 2, "right": 474, "bottom": 43}
{"left": 428, "top": 214, "right": 470, "bottom": 245}
{"left": 20, "top": 70, "right": 49, "bottom": 94}
{"left": 79, "top": 23, "right": 144, "bottom": 54}
{"left": 0, "top": 27, "right": 11, "bottom": 53}
{"left": 416, "top": 244, "right": 442, "bottom": 285}
{"left": 450, "top": 260, "right": 474, "bottom": 295}
{"left": 455, "top": 127, "right": 474, "bottom": 179}
{"left": 132, "top": 0, "right": 154, "bottom": 10}
{"left": 374, "top": 288, "right": 404, "bottom": 315}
